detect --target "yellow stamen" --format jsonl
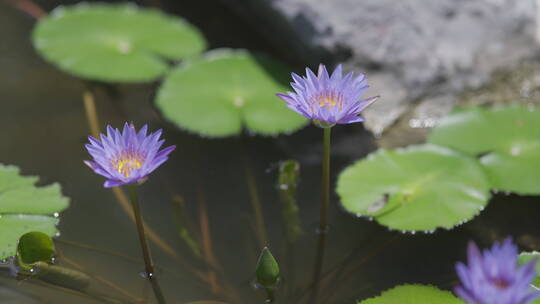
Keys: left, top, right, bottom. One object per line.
{"left": 113, "top": 155, "right": 143, "bottom": 178}
{"left": 319, "top": 97, "right": 337, "bottom": 108}
{"left": 315, "top": 92, "right": 343, "bottom": 111}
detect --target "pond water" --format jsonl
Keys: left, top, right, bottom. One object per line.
{"left": 1, "top": 1, "right": 540, "bottom": 303}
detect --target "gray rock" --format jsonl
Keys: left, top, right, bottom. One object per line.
{"left": 218, "top": 0, "right": 538, "bottom": 135}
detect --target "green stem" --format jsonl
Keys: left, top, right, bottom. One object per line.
{"left": 265, "top": 287, "right": 275, "bottom": 303}
{"left": 310, "top": 127, "right": 332, "bottom": 303}
{"left": 127, "top": 185, "right": 167, "bottom": 304}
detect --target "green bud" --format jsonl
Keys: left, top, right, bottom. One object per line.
{"left": 255, "top": 247, "right": 280, "bottom": 287}
{"left": 17, "top": 232, "right": 55, "bottom": 266}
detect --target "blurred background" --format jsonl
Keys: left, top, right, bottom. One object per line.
{"left": 1, "top": 0, "right": 540, "bottom": 303}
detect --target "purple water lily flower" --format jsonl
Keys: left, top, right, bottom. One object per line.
{"left": 455, "top": 238, "right": 540, "bottom": 304}
{"left": 276, "top": 64, "right": 378, "bottom": 127}
{"left": 84, "top": 123, "right": 175, "bottom": 188}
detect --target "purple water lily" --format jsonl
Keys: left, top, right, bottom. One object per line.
{"left": 84, "top": 123, "right": 175, "bottom": 188}
{"left": 455, "top": 238, "right": 540, "bottom": 304}
{"left": 276, "top": 64, "right": 378, "bottom": 127}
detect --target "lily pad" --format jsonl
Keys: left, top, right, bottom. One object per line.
{"left": 428, "top": 104, "right": 540, "bottom": 195}
{"left": 359, "top": 285, "right": 464, "bottom": 304}
{"left": 32, "top": 3, "right": 206, "bottom": 82}
{"left": 336, "top": 145, "right": 491, "bottom": 232}
{"left": 0, "top": 165, "right": 69, "bottom": 259}
{"left": 518, "top": 252, "right": 540, "bottom": 287}
{"left": 155, "top": 49, "right": 308, "bottom": 137}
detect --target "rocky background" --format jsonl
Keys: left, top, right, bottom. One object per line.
{"left": 217, "top": 0, "right": 540, "bottom": 146}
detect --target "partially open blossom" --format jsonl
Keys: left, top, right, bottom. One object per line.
{"left": 455, "top": 238, "right": 540, "bottom": 304}
{"left": 276, "top": 64, "right": 378, "bottom": 128}
{"left": 84, "top": 123, "right": 175, "bottom": 188}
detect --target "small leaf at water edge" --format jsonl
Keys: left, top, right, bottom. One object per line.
{"left": 0, "top": 165, "right": 69, "bottom": 260}
{"left": 336, "top": 145, "right": 491, "bottom": 232}
{"left": 255, "top": 247, "right": 280, "bottom": 287}
{"left": 518, "top": 252, "right": 540, "bottom": 287}
{"left": 155, "top": 49, "right": 308, "bottom": 137}
{"left": 359, "top": 285, "right": 464, "bottom": 304}
{"left": 17, "top": 232, "right": 55, "bottom": 266}
{"left": 428, "top": 104, "right": 540, "bottom": 195}
{"left": 32, "top": 3, "right": 206, "bottom": 82}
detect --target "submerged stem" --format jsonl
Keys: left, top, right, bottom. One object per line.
{"left": 126, "top": 185, "right": 167, "bottom": 304}
{"left": 82, "top": 89, "right": 101, "bottom": 139}
{"left": 310, "top": 127, "right": 332, "bottom": 303}
{"left": 81, "top": 88, "right": 193, "bottom": 273}
{"left": 240, "top": 138, "right": 267, "bottom": 249}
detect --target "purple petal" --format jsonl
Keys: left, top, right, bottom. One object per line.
{"left": 84, "top": 123, "right": 174, "bottom": 188}
{"left": 104, "top": 179, "right": 125, "bottom": 188}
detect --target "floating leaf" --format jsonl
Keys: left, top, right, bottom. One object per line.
{"left": 32, "top": 3, "right": 206, "bottom": 82}
{"left": 336, "top": 145, "right": 491, "bottom": 232}
{"left": 359, "top": 285, "right": 464, "bottom": 304}
{"left": 518, "top": 252, "right": 540, "bottom": 287}
{"left": 0, "top": 165, "right": 68, "bottom": 259}
{"left": 17, "top": 232, "right": 55, "bottom": 266}
{"left": 428, "top": 104, "right": 540, "bottom": 195}
{"left": 155, "top": 49, "right": 308, "bottom": 137}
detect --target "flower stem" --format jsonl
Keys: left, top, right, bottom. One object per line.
{"left": 127, "top": 185, "right": 167, "bottom": 304}
{"left": 310, "top": 127, "right": 332, "bottom": 303}
{"left": 264, "top": 287, "right": 275, "bottom": 303}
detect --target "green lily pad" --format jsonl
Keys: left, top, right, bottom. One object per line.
{"left": 359, "top": 285, "right": 464, "bottom": 304}
{"left": 518, "top": 252, "right": 540, "bottom": 287}
{"left": 0, "top": 165, "right": 69, "bottom": 259}
{"left": 32, "top": 3, "right": 206, "bottom": 82}
{"left": 155, "top": 49, "right": 308, "bottom": 137}
{"left": 428, "top": 104, "right": 540, "bottom": 195}
{"left": 336, "top": 145, "right": 491, "bottom": 232}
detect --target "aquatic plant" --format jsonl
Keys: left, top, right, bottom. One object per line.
{"left": 156, "top": 49, "right": 307, "bottom": 137}
{"left": 336, "top": 145, "right": 491, "bottom": 232}
{"left": 255, "top": 247, "right": 280, "bottom": 302}
{"left": 31, "top": 2, "right": 202, "bottom": 260}
{"left": 277, "top": 64, "right": 378, "bottom": 128}
{"left": 428, "top": 104, "right": 540, "bottom": 195}
{"left": 455, "top": 238, "right": 540, "bottom": 304}
{"left": 359, "top": 285, "right": 463, "bottom": 304}
{"left": 0, "top": 165, "right": 68, "bottom": 260}
{"left": 278, "top": 64, "right": 378, "bottom": 301}
{"left": 84, "top": 123, "right": 175, "bottom": 304}
{"left": 32, "top": 3, "right": 206, "bottom": 82}
{"left": 84, "top": 123, "right": 175, "bottom": 188}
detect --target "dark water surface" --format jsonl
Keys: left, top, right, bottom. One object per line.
{"left": 2, "top": 1, "right": 540, "bottom": 303}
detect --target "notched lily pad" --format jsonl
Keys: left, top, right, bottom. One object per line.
{"left": 336, "top": 145, "right": 491, "bottom": 232}
{"left": 428, "top": 104, "right": 540, "bottom": 195}
{"left": 155, "top": 49, "right": 308, "bottom": 137}
{"left": 32, "top": 2, "right": 206, "bottom": 82}
{"left": 359, "top": 285, "right": 464, "bottom": 304}
{"left": 0, "top": 165, "right": 69, "bottom": 259}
